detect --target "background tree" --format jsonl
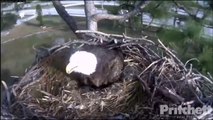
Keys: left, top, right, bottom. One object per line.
{"left": 52, "top": 0, "right": 150, "bottom": 37}
{"left": 152, "top": 1, "right": 213, "bottom": 75}
{"left": 24, "top": 0, "right": 213, "bottom": 76}
{"left": 14, "top": 2, "right": 24, "bottom": 12}
{"left": 1, "top": 13, "right": 18, "bottom": 31}
{"left": 36, "top": 4, "right": 43, "bottom": 26}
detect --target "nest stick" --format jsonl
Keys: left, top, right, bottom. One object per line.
{"left": 1, "top": 81, "right": 11, "bottom": 106}
{"left": 157, "top": 39, "right": 187, "bottom": 71}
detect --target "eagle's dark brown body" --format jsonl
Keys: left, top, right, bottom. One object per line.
{"left": 51, "top": 44, "right": 124, "bottom": 87}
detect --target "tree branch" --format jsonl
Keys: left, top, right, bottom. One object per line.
{"left": 173, "top": 1, "right": 213, "bottom": 28}
{"left": 92, "top": 0, "right": 151, "bottom": 22}
{"left": 92, "top": 14, "right": 124, "bottom": 21}
{"left": 173, "top": 1, "right": 202, "bottom": 22}
{"left": 52, "top": 0, "right": 83, "bottom": 38}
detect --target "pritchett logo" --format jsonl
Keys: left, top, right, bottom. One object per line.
{"left": 160, "top": 105, "right": 212, "bottom": 115}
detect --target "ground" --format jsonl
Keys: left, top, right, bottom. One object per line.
{"left": 1, "top": 16, "right": 74, "bottom": 76}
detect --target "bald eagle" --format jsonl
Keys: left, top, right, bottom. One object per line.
{"left": 65, "top": 45, "right": 124, "bottom": 87}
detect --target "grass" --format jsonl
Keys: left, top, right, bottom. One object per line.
{"left": 1, "top": 31, "right": 71, "bottom": 75}
{"left": 1, "top": 15, "right": 78, "bottom": 42}
{"left": 1, "top": 16, "right": 76, "bottom": 81}
{"left": 1, "top": 23, "right": 41, "bottom": 42}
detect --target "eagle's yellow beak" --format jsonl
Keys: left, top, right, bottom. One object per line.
{"left": 65, "top": 63, "right": 77, "bottom": 74}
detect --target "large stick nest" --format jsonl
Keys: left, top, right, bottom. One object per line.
{"left": 1, "top": 30, "right": 213, "bottom": 119}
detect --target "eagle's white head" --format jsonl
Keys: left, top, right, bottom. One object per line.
{"left": 65, "top": 51, "right": 97, "bottom": 75}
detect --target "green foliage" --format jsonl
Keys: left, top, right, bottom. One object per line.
{"left": 157, "top": 23, "right": 213, "bottom": 75}
{"left": 157, "top": 28, "right": 185, "bottom": 43}
{"left": 118, "top": 0, "right": 140, "bottom": 14}
{"left": 14, "top": 3, "right": 24, "bottom": 12}
{"left": 114, "top": 1, "right": 212, "bottom": 76}
{"left": 144, "top": 1, "right": 172, "bottom": 19}
{"left": 208, "top": 1, "right": 213, "bottom": 9}
{"left": 177, "top": 1, "right": 200, "bottom": 9}
{"left": 132, "top": 16, "right": 141, "bottom": 30}
{"left": 148, "top": 0, "right": 213, "bottom": 76}
{"left": 105, "top": 6, "right": 120, "bottom": 15}
{"left": 1, "top": 13, "right": 18, "bottom": 31}
{"left": 198, "top": 45, "right": 213, "bottom": 74}
{"left": 183, "top": 20, "right": 203, "bottom": 39}
{"left": 36, "top": 4, "right": 43, "bottom": 26}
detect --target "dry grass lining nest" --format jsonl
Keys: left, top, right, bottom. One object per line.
{"left": 1, "top": 30, "right": 213, "bottom": 120}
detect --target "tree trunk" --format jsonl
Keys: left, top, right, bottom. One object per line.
{"left": 52, "top": 0, "right": 83, "bottom": 38}
{"left": 84, "top": 0, "right": 98, "bottom": 31}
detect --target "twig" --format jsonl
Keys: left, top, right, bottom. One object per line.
{"left": 76, "top": 30, "right": 155, "bottom": 44}
{"left": 136, "top": 76, "right": 151, "bottom": 96}
{"left": 184, "top": 58, "right": 199, "bottom": 67}
{"left": 158, "top": 87, "right": 184, "bottom": 104}
{"left": 197, "top": 106, "right": 213, "bottom": 119}
{"left": 1, "top": 81, "right": 11, "bottom": 106}
{"left": 76, "top": 30, "right": 110, "bottom": 37}
{"left": 139, "top": 58, "right": 164, "bottom": 76}
{"left": 193, "top": 73, "right": 213, "bottom": 84}
{"left": 207, "top": 72, "right": 213, "bottom": 80}
{"left": 157, "top": 39, "right": 187, "bottom": 71}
